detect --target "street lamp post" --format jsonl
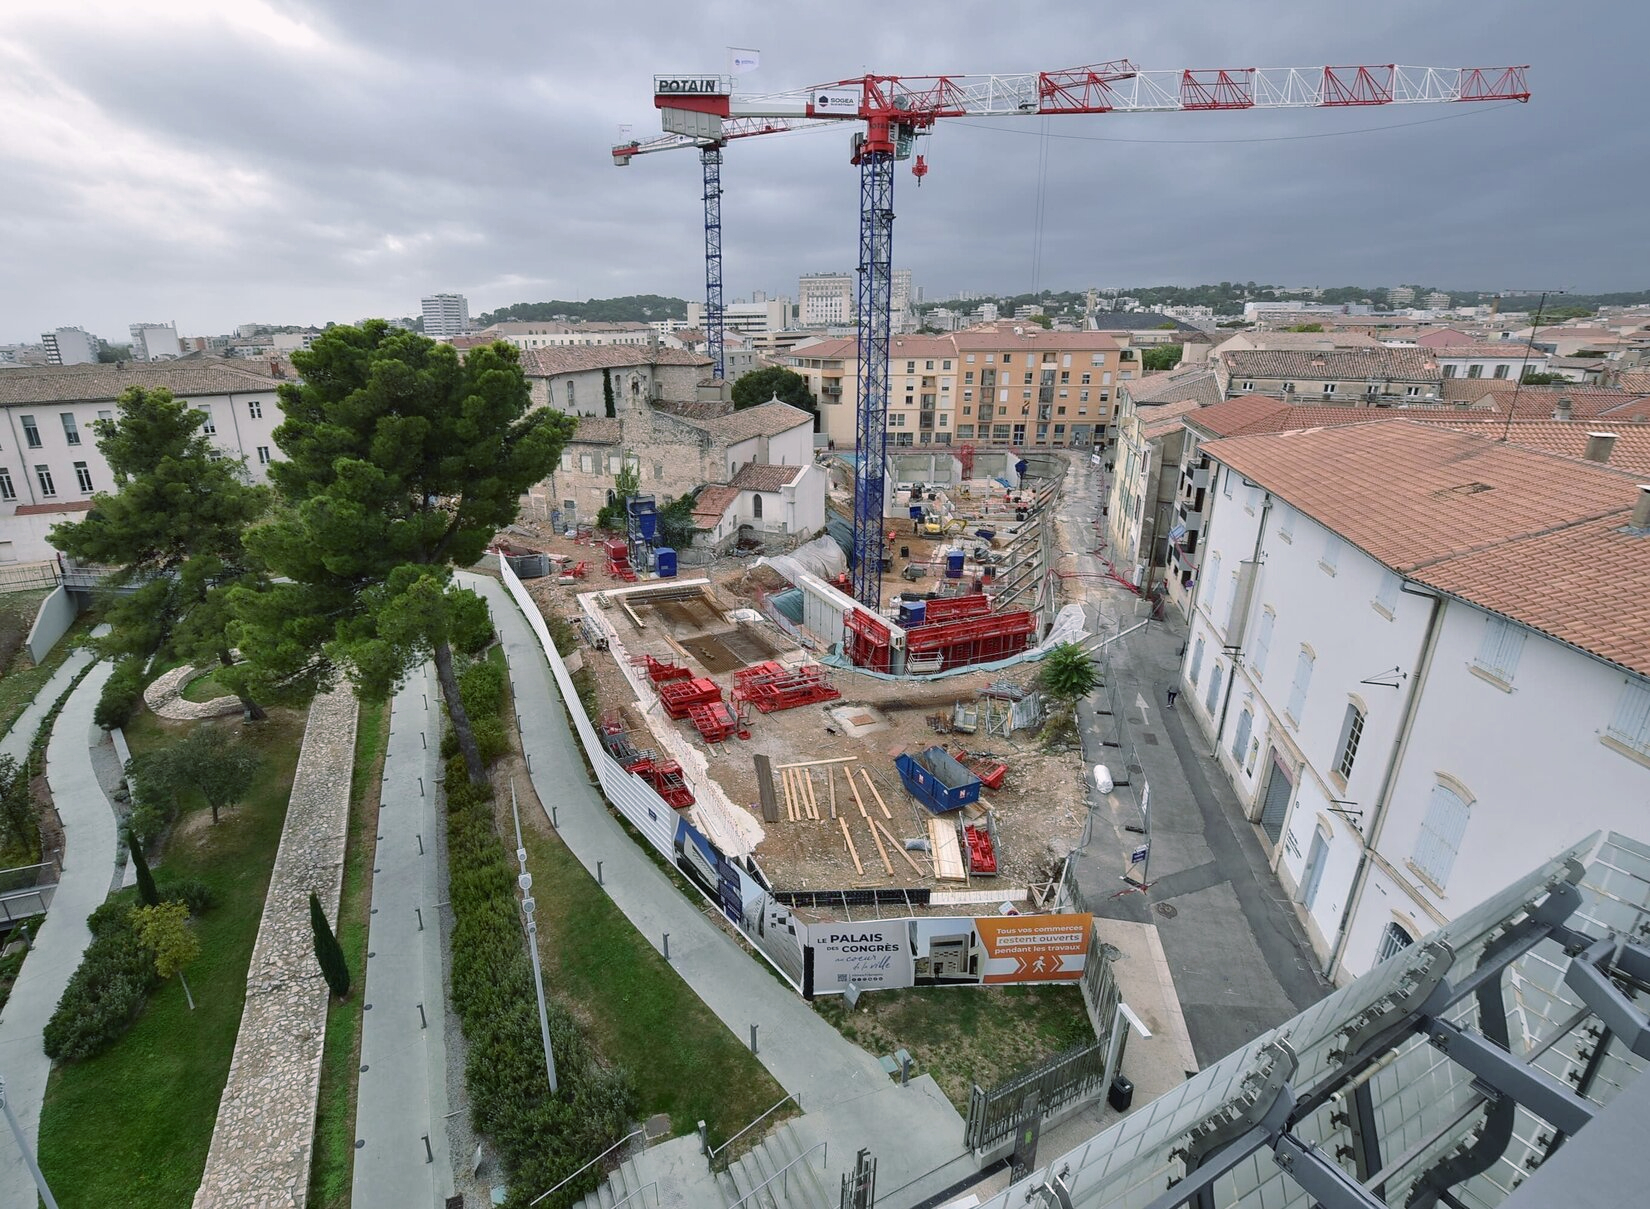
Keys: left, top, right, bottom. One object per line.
{"left": 0, "top": 1074, "right": 61, "bottom": 1209}
{"left": 510, "top": 783, "right": 558, "bottom": 1095}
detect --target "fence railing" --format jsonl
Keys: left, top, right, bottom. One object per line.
{"left": 963, "top": 1036, "right": 1111, "bottom": 1153}
{"left": 0, "top": 852, "right": 62, "bottom": 896}
{"left": 528, "top": 1128, "right": 646, "bottom": 1207}
{"left": 706, "top": 1091, "right": 799, "bottom": 1172}
{"left": 727, "top": 1141, "right": 826, "bottom": 1209}
{"left": 0, "top": 562, "right": 60, "bottom": 593}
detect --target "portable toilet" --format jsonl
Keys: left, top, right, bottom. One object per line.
{"left": 899, "top": 597, "right": 927, "bottom": 628}
{"left": 655, "top": 547, "right": 677, "bottom": 578}
{"left": 946, "top": 548, "right": 965, "bottom": 579}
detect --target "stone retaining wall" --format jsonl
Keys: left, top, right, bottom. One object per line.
{"left": 143, "top": 663, "right": 244, "bottom": 721}
{"left": 192, "top": 686, "right": 357, "bottom": 1208}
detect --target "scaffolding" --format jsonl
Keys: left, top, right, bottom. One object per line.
{"left": 731, "top": 660, "right": 842, "bottom": 712}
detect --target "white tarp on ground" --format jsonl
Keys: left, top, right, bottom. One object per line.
{"left": 757, "top": 534, "right": 846, "bottom": 587}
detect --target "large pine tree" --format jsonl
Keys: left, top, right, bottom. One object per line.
{"left": 49, "top": 387, "right": 271, "bottom": 718}
{"left": 230, "top": 322, "right": 571, "bottom": 782}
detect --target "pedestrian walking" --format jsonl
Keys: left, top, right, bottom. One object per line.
{"left": 1166, "top": 687, "right": 1179, "bottom": 709}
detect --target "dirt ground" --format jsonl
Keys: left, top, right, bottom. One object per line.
{"left": 501, "top": 509, "right": 1091, "bottom": 905}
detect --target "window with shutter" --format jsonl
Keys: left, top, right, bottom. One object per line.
{"left": 1276, "top": 503, "right": 1294, "bottom": 542}
{"left": 1232, "top": 708, "right": 1253, "bottom": 763}
{"left": 1287, "top": 648, "right": 1314, "bottom": 724}
{"left": 1473, "top": 616, "right": 1526, "bottom": 684}
{"left": 1224, "top": 571, "right": 1241, "bottom": 635}
{"left": 1334, "top": 703, "right": 1366, "bottom": 780}
{"left": 1252, "top": 610, "right": 1274, "bottom": 680}
{"left": 1375, "top": 569, "right": 1401, "bottom": 615}
{"left": 1605, "top": 678, "right": 1650, "bottom": 756}
{"left": 1189, "top": 637, "right": 1205, "bottom": 687}
{"left": 1321, "top": 532, "right": 1341, "bottom": 573}
{"left": 1205, "top": 662, "right": 1223, "bottom": 715}
{"left": 1204, "top": 552, "right": 1222, "bottom": 617}
{"left": 1412, "top": 782, "right": 1471, "bottom": 889}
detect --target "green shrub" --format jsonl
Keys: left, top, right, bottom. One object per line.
{"left": 43, "top": 906, "right": 158, "bottom": 1061}
{"left": 444, "top": 790, "right": 635, "bottom": 1206}
{"left": 94, "top": 658, "right": 147, "bottom": 731}
{"left": 159, "top": 878, "right": 215, "bottom": 915}
{"left": 458, "top": 659, "right": 506, "bottom": 721}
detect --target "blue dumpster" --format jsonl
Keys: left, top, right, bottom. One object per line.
{"left": 946, "top": 549, "right": 965, "bottom": 579}
{"left": 894, "top": 746, "right": 983, "bottom": 814}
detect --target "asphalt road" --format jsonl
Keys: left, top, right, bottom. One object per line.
{"left": 1060, "top": 455, "right": 1329, "bottom": 1066}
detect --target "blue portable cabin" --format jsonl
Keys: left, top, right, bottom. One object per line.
{"left": 655, "top": 547, "right": 677, "bottom": 578}
{"left": 894, "top": 746, "right": 983, "bottom": 814}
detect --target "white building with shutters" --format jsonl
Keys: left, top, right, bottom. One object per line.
{"left": 1177, "top": 420, "right": 1650, "bottom": 985}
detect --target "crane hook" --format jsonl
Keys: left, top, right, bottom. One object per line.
{"left": 912, "top": 154, "right": 928, "bottom": 186}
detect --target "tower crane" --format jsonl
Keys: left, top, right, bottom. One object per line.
{"left": 644, "top": 61, "right": 1530, "bottom": 611}
{"left": 613, "top": 118, "right": 832, "bottom": 381}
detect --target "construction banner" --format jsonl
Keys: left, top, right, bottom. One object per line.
{"left": 973, "top": 914, "right": 1092, "bottom": 984}
{"left": 804, "top": 913, "right": 1093, "bottom": 997}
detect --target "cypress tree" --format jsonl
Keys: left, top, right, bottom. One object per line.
{"left": 127, "top": 829, "right": 159, "bottom": 907}
{"left": 309, "top": 891, "right": 350, "bottom": 1000}
{"left": 602, "top": 366, "right": 616, "bottom": 418}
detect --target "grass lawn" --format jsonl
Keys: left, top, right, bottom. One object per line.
{"left": 178, "top": 667, "right": 235, "bottom": 703}
{"left": 308, "top": 698, "right": 389, "bottom": 1209}
{"left": 37, "top": 707, "right": 306, "bottom": 1208}
{"left": 812, "top": 983, "right": 1094, "bottom": 1111}
{"left": 0, "top": 609, "right": 98, "bottom": 748}
{"left": 514, "top": 805, "right": 789, "bottom": 1144}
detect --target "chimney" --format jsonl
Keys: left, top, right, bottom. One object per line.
{"left": 1553, "top": 396, "right": 1574, "bottom": 421}
{"left": 1584, "top": 432, "right": 1617, "bottom": 464}
{"left": 1635, "top": 485, "right": 1650, "bottom": 530}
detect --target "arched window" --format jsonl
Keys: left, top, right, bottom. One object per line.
{"left": 1189, "top": 637, "right": 1206, "bottom": 687}
{"left": 1375, "top": 921, "right": 1416, "bottom": 964}
{"left": 752, "top": 493, "right": 764, "bottom": 520}
{"left": 1412, "top": 781, "right": 1472, "bottom": 889}
{"left": 1205, "top": 662, "right": 1224, "bottom": 715}
{"left": 1232, "top": 708, "right": 1253, "bottom": 764}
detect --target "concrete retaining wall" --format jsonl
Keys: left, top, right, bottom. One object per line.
{"left": 24, "top": 586, "right": 79, "bottom": 664}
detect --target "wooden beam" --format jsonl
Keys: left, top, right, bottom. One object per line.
{"left": 828, "top": 769, "right": 837, "bottom": 820}
{"left": 875, "top": 818, "right": 923, "bottom": 874}
{"left": 865, "top": 815, "right": 894, "bottom": 877}
{"left": 782, "top": 768, "right": 798, "bottom": 823}
{"left": 845, "top": 767, "right": 871, "bottom": 819}
{"left": 754, "top": 753, "right": 779, "bottom": 824}
{"left": 859, "top": 769, "right": 894, "bottom": 820}
{"left": 803, "top": 769, "right": 818, "bottom": 821}
{"left": 839, "top": 816, "right": 863, "bottom": 875}
{"left": 929, "top": 818, "right": 968, "bottom": 881}
{"left": 774, "top": 756, "right": 860, "bottom": 770}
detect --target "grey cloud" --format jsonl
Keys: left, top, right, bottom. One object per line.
{"left": 1, "top": 0, "right": 1643, "bottom": 344}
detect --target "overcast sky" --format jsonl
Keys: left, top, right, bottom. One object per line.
{"left": 3, "top": 0, "right": 1643, "bottom": 344}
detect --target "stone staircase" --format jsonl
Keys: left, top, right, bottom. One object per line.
{"left": 712, "top": 1122, "right": 832, "bottom": 1209}
{"left": 572, "top": 1121, "right": 831, "bottom": 1209}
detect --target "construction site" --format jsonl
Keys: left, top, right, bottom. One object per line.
{"left": 503, "top": 446, "right": 1099, "bottom": 914}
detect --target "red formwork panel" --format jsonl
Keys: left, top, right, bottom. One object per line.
{"left": 904, "top": 609, "right": 1035, "bottom": 672}
{"left": 964, "top": 824, "right": 998, "bottom": 875}
{"left": 631, "top": 653, "right": 693, "bottom": 684}
{"left": 732, "top": 661, "right": 841, "bottom": 712}
{"left": 920, "top": 594, "right": 992, "bottom": 625}
{"left": 687, "top": 700, "right": 739, "bottom": 743}
{"left": 845, "top": 608, "right": 894, "bottom": 673}
{"left": 658, "top": 677, "right": 723, "bottom": 719}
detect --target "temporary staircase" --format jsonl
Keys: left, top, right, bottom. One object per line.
{"left": 571, "top": 1121, "right": 831, "bottom": 1209}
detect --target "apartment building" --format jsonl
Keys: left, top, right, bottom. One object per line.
{"left": 41, "top": 327, "right": 97, "bottom": 366}
{"left": 799, "top": 273, "right": 855, "bottom": 327}
{"left": 129, "top": 322, "right": 181, "bottom": 362}
{"left": 420, "top": 293, "right": 470, "bottom": 340}
{"left": 0, "top": 360, "right": 283, "bottom": 563}
{"left": 1179, "top": 420, "right": 1650, "bottom": 983}
{"left": 480, "top": 320, "right": 660, "bottom": 350}
{"left": 1431, "top": 343, "right": 1549, "bottom": 382}
{"left": 1220, "top": 347, "right": 1442, "bottom": 404}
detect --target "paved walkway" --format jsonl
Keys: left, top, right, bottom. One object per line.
{"left": 460, "top": 572, "right": 972, "bottom": 1207}
{"left": 193, "top": 687, "right": 357, "bottom": 1208}
{"left": 0, "top": 659, "right": 117, "bottom": 1209}
{"left": 352, "top": 662, "right": 454, "bottom": 1209}
{"left": 0, "top": 646, "right": 97, "bottom": 765}
{"left": 1061, "top": 456, "right": 1329, "bottom": 1066}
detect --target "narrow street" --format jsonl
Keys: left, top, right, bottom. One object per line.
{"left": 1057, "top": 455, "right": 1329, "bottom": 1067}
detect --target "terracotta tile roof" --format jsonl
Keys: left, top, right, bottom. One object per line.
{"left": 1203, "top": 421, "right": 1650, "bottom": 674}
{"left": 1140, "top": 397, "right": 1203, "bottom": 440}
{"left": 691, "top": 485, "right": 740, "bottom": 523}
{"left": 1443, "top": 383, "right": 1645, "bottom": 418}
{"left": 1616, "top": 372, "right": 1650, "bottom": 394}
{"left": 1234, "top": 404, "right": 1405, "bottom": 433}
{"left": 782, "top": 337, "right": 858, "bottom": 362}
{"left": 518, "top": 345, "right": 709, "bottom": 375}
{"left": 1219, "top": 331, "right": 1384, "bottom": 351}
{"left": 0, "top": 358, "right": 276, "bottom": 405}
{"left": 729, "top": 463, "right": 803, "bottom": 492}
{"left": 951, "top": 328, "right": 1121, "bottom": 351}
{"left": 1222, "top": 346, "right": 1441, "bottom": 381}
{"left": 1182, "top": 394, "right": 1292, "bottom": 437}
{"left": 1598, "top": 395, "right": 1650, "bottom": 420}
{"left": 568, "top": 417, "right": 621, "bottom": 445}
{"left": 1426, "top": 421, "right": 1650, "bottom": 476}
{"left": 1431, "top": 343, "right": 1554, "bottom": 359}
{"left": 1127, "top": 366, "right": 1224, "bottom": 408}
{"left": 887, "top": 335, "right": 963, "bottom": 358}
{"left": 695, "top": 400, "right": 813, "bottom": 442}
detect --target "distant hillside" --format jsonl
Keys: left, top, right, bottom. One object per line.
{"left": 477, "top": 295, "right": 689, "bottom": 326}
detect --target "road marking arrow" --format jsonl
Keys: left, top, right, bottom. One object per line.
{"left": 1136, "top": 691, "right": 1151, "bottom": 726}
